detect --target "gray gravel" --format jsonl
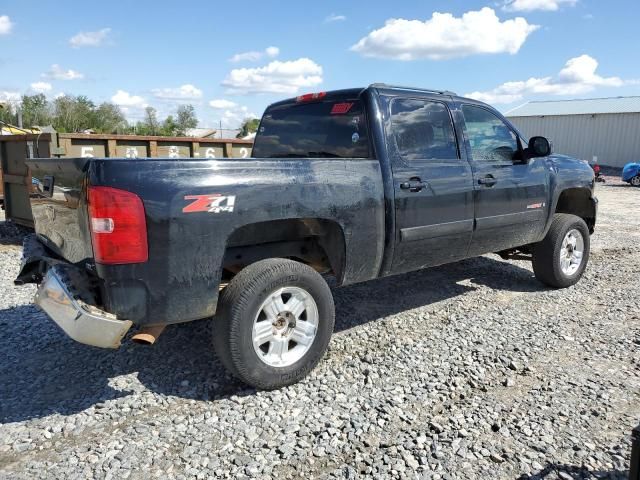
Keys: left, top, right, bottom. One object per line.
{"left": 1, "top": 182, "right": 639, "bottom": 479}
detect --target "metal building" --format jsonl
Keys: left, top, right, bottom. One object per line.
{"left": 505, "top": 96, "right": 640, "bottom": 168}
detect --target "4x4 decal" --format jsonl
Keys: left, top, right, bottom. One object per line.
{"left": 183, "top": 194, "right": 236, "bottom": 213}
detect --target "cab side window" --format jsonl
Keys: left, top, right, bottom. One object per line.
{"left": 390, "top": 99, "right": 459, "bottom": 161}
{"left": 461, "top": 105, "right": 521, "bottom": 163}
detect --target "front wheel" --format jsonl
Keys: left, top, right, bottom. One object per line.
{"left": 212, "top": 258, "right": 335, "bottom": 389}
{"left": 532, "top": 214, "right": 590, "bottom": 288}
{"left": 630, "top": 175, "right": 640, "bottom": 187}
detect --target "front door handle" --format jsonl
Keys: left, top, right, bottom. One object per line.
{"left": 478, "top": 175, "right": 497, "bottom": 187}
{"left": 400, "top": 177, "right": 426, "bottom": 193}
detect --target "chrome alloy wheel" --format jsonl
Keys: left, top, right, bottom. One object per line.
{"left": 631, "top": 175, "right": 640, "bottom": 187}
{"left": 252, "top": 287, "right": 319, "bottom": 367}
{"left": 559, "top": 229, "right": 585, "bottom": 276}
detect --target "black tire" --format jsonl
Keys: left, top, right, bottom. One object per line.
{"left": 631, "top": 175, "right": 640, "bottom": 187}
{"left": 532, "top": 213, "right": 590, "bottom": 288}
{"left": 212, "top": 258, "right": 335, "bottom": 389}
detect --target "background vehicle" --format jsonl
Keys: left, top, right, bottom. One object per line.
{"left": 15, "top": 84, "right": 597, "bottom": 389}
{"left": 622, "top": 162, "right": 640, "bottom": 186}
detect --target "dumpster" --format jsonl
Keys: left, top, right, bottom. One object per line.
{"left": 0, "top": 133, "right": 253, "bottom": 227}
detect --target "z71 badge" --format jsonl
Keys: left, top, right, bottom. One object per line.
{"left": 183, "top": 194, "right": 236, "bottom": 213}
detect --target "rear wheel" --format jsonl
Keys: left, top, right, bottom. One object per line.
{"left": 532, "top": 214, "right": 590, "bottom": 288}
{"left": 631, "top": 175, "right": 640, "bottom": 187}
{"left": 212, "top": 258, "right": 335, "bottom": 389}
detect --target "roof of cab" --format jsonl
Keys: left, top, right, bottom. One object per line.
{"left": 267, "top": 88, "right": 367, "bottom": 109}
{"left": 265, "top": 84, "right": 489, "bottom": 110}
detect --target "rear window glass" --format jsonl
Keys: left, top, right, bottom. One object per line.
{"left": 252, "top": 98, "right": 370, "bottom": 159}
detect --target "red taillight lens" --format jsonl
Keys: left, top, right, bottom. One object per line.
{"left": 87, "top": 186, "right": 148, "bottom": 264}
{"left": 296, "top": 92, "right": 326, "bottom": 103}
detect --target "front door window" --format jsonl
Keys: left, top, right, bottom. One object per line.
{"left": 461, "top": 105, "right": 521, "bottom": 163}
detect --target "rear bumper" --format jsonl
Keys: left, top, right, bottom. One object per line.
{"left": 34, "top": 265, "right": 132, "bottom": 349}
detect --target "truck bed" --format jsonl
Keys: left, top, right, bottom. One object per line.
{"left": 25, "top": 156, "right": 386, "bottom": 326}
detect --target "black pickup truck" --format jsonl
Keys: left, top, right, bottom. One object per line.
{"left": 16, "top": 84, "right": 597, "bottom": 389}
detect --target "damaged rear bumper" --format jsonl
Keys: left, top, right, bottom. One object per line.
{"left": 16, "top": 235, "right": 132, "bottom": 349}
{"left": 35, "top": 266, "right": 132, "bottom": 348}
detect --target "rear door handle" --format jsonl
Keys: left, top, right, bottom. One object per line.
{"left": 400, "top": 177, "right": 426, "bottom": 193}
{"left": 478, "top": 175, "right": 497, "bottom": 187}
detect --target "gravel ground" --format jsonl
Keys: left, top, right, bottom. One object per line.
{"left": 1, "top": 180, "right": 638, "bottom": 479}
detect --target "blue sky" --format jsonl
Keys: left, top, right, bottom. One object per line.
{"left": 0, "top": 0, "right": 638, "bottom": 128}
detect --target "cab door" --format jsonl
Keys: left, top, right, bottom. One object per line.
{"left": 385, "top": 96, "right": 475, "bottom": 275}
{"left": 459, "top": 104, "right": 548, "bottom": 256}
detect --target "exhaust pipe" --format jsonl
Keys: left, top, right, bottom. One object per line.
{"left": 131, "top": 325, "right": 166, "bottom": 345}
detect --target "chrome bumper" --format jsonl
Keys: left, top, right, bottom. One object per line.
{"left": 34, "top": 265, "right": 132, "bottom": 349}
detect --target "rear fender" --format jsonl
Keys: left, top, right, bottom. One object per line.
{"left": 223, "top": 218, "right": 347, "bottom": 283}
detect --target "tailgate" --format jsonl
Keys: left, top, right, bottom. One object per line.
{"left": 26, "top": 158, "right": 93, "bottom": 263}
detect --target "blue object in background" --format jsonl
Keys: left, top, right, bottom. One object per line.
{"left": 622, "top": 162, "right": 640, "bottom": 186}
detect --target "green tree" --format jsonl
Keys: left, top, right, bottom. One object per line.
{"left": 52, "top": 95, "right": 96, "bottom": 132}
{"left": 160, "top": 115, "right": 179, "bottom": 137}
{"left": 51, "top": 96, "right": 76, "bottom": 132}
{"left": 129, "top": 121, "right": 148, "bottom": 136}
{"left": 94, "top": 102, "right": 127, "bottom": 134}
{"left": 143, "top": 106, "right": 159, "bottom": 135}
{"left": 0, "top": 102, "right": 17, "bottom": 125}
{"left": 21, "top": 94, "right": 51, "bottom": 127}
{"left": 237, "top": 118, "right": 260, "bottom": 138}
{"left": 175, "top": 104, "right": 198, "bottom": 136}
{"left": 74, "top": 96, "right": 97, "bottom": 130}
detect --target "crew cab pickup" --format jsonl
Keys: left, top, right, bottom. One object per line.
{"left": 15, "top": 84, "right": 597, "bottom": 389}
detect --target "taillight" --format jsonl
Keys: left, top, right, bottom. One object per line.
{"left": 296, "top": 92, "right": 326, "bottom": 103}
{"left": 87, "top": 186, "right": 148, "bottom": 264}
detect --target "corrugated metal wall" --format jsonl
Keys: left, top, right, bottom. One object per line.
{"left": 506, "top": 112, "right": 640, "bottom": 168}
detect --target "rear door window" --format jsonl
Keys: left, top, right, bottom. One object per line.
{"left": 252, "top": 98, "right": 370, "bottom": 159}
{"left": 390, "top": 98, "right": 459, "bottom": 161}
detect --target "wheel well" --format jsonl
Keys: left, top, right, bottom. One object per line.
{"left": 555, "top": 188, "right": 596, "bottom": 233}
{"left": 222, "top": 218, "right": 346, "bottom": 282}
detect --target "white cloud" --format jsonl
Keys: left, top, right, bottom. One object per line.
{"left": 209, "top": 99, "right": 238, "bottom": 109}
{"left": 222, "top": 58, "right": 323, "bottom": 95}
{"left": 325, "top": 14, "right": 346, "bottom": 22}
{"left": 69, "top": 27, "right": 112, "bottom": 48}
{"left": 351, "top": 7, "right": 538, "bottom": 61}
{"left": 208, "top": 99, "right": 259, "bottom": 127}
{"left": 111, "top": 90, "right": 146, "bottom": 107}
{"left": 503, "top": 0, "right": 577, "bottom": 12}
{"left": 0, "top": 15, "right": 13, "bottom": 35}
{"left": 221, "top": 105, "right": 259, "bottom": 128}
{"left": 229, "top": 46, "right": 280, "bottom": 63}
{"left": 151, "top": 84, "right": 203, "bottom": 100}
{"left": 465, "top": 55, "right": 628, "bottom": 104}
{"left": 43, "top": 64, "right": 84, "bottom": 80}
{"left": 229, "top": 51, "right": 262, "bottom": 63}
{"left": 0, "top": 90, "right": 20, "bottom": 104}
{"left": 30, "top": 82, "right": 52, "bottom": 93}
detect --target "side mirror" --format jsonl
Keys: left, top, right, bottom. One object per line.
{"left": 528, "top": 136, "right": 551, "bottom": 157}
